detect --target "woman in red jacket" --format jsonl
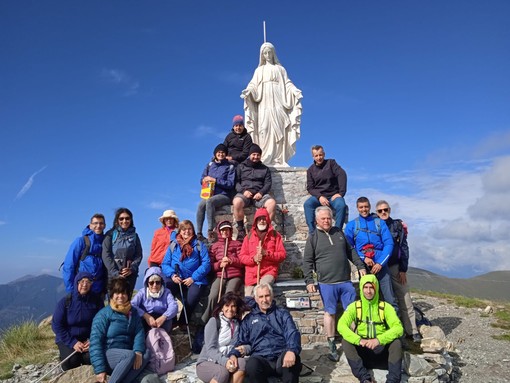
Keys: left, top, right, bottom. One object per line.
{"left": 201, "top": 221, "right": 244, "bottom": 323}
{"left": 148, "top": 210, "right": 179, "bottom": 267}
{"left": 239, "top": 208, "right": 286, "bottom": 297}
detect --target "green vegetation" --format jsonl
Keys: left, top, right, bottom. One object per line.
{"left": 0, "top": 320, "right": 56, "bottom": 379}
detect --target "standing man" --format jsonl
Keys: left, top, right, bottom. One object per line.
{"left": 375, "top": 200, "right": 421, "bottom": 343}
{"left": 344, "top": 197, "right": 398, "bottom": 313}
{"left": 304, "top": 145, "right": 347, "bottom": 234}
{"left": 232, "top": 144, "right": 276, "bottom": 241}
{"left": 61, "top": 213, "right": 107, "bottom": 295}
{"left": 337, "top": 274, "right": 403, "bottom": 383}
{"left": 303, "top": 206, "right": 367, "bottom": 361}
{"left": 228, "top": 283, "right": 301, "bottom": 383}
{"left": 240, "top": 208, "right": 286, "bottom": 297}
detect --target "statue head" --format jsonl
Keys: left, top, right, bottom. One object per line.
{"left": 259, "top": 42, "right": 281, "bottom": 66}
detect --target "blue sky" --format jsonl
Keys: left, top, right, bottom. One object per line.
{"left": 1, "top": 1, "right": 509, "bottom": 284}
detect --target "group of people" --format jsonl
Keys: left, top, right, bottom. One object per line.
{"left": 54, "top": 135, "right": 419, "bottom": 383}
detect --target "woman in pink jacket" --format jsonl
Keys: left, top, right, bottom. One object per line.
{"left": 201, "top": 221, "right": 244, "bottom": 323}
{"left": 239, "top": 208, "right": 286, "bottom": 297}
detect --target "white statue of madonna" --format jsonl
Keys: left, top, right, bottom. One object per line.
{"left": 241, "top": 42, "right": 303, "bottom": 167}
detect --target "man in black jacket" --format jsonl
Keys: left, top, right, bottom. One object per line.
{"left": 232, "top": 144, "right": 275, "bottom": 241}
{"left": 304, "top": 145, "right": 348, "bottom": 234}
{"left": 223, "top": 115, "right": 253, "bottom": 164}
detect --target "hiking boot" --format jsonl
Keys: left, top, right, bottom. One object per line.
{"left": 412, "top": 333, "right": 422, "bottom": 343}
{"left": 207, "top": 230, "right": 217, "bottom": 243}
{"left": 197, "top": 233, "right": 207, "bottom": 243}
{"left": 236, "top": 227, "right": 246, "bottom": 241}
{"left": 327, "top": 338, "right": 340, "bottom": 362}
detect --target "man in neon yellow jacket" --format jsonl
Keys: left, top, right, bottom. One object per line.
{"left": 337, "top": 274, "right": 403, "bottom": 383}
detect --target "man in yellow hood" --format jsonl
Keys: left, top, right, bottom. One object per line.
{"left": 337, "top": 274, "right": 403, "bottom": 383}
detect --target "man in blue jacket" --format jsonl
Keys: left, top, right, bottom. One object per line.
{"left": 229, "top": 283, "right": 301, "bottom": 383}
{"left": 61, "top": 213, "right": 107, "bottom": 295}
{"left": 345, "top": 197, "right": 398, "bottom": 313}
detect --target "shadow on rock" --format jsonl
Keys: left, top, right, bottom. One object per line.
{"left": 431, "top": 316, "right": 462, "bottom": 336}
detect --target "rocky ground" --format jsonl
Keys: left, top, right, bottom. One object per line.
{"left": 2, "top": 293, "right": 509, "bottom": 383}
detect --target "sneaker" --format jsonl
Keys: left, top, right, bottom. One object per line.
{"left": 412, "top": 333, "right": 422, "bottom": 343}
{"left": 207, "top": 230, "right": 217, "bottom": 243}
{"left": 236, "top": 227, "right": 246, "bottom": 241}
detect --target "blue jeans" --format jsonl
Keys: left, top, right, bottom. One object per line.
{"left": 196, "top": 194, "right": 231, "bottom": 234}
{"left": 304, "top": 196, "right": 347, "bottom": 234}
{"left": 375, "top": 265, "right": 399, "bottom": 314}
{"left": 105, "top": 348, "right": 150, "bottom": 383}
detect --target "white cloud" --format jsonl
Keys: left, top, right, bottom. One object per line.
{"left": 15, "top": 166, "right": 48, "bottom": 200}
{"left": 194, "top": 125, "right": 224, "bottom": 139}
{"left": 147, "top": 201, "right": 169, "bottom": 210}
{"left": 350, "top": 153, "right": 510, "bottom": 277}
{"left": 101, "top": 68, "right": 140, "bottom": 96}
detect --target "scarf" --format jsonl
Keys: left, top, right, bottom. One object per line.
{"left": 110, "top": 300, "right": 132, "bottom": 316}
{"left": 147, "top": 285, "right": 164, "bottom": 299}
{"left": 176, "top": 233, "right": 195, "bottom": 260}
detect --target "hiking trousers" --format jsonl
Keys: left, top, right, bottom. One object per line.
{"left": 105, "top": 348, "right": 150, "bottom": 383}
{"left": 245, "top": 352, "right": 301, "bottom": 383}
{"left": 201, "top": 276, "right": 243, "bottom": 323}
{"left": 304, "top": 195, "right": 346, "bottom": 234}
{"left": 342, "top": 338, "right": 402, "bottom": 383}
{"left": 389, "top": 264, "right": 418, "bottom": 336}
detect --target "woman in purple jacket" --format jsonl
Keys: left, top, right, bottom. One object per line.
{"left": 131, "top": 267, "right": 178, "bottom": 333}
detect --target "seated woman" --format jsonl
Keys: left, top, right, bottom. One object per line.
{"left": 196, "top": 292, "right": 248, "bottom": 383}
{"left": 196, "top": 143, "right": 236, "bottom": 243}
{"left": 131, "top": 266, "right": 178, "bottom": 333}
{"left": 161, "top": 220, "right": 211, "bottom": 326}
{"left": 52, "top": 271, "right": 104, "bottom": 371}
{"left": 147, "top": 209, "right": 179, "bottom": 267}
{"left": 201, "top": 221, "right": 244, "bottom": 324}
{"left": 90, "top": 278, "right": 149, "bottom": 383}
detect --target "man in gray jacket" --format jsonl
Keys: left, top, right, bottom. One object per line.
{"left": 303, "top": 206, "right": 366, "bottom": 362}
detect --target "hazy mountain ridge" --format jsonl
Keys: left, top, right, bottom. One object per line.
{"left": 0, "top": 274, "right": 66, "bottom": 332}
{"left": 407, "top": 267, "right": 510, "bottom": 302}
{"left": 0, "top": 269, "right": 509, "bottom": 332}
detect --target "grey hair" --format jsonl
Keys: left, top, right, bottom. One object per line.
{"left": 375, "top": 200, "right": 390, "bottom": 208}
{"left": 253, "top": 283, "right": 273, "bottom": 298}
{"left": 315, "top": 205, "right": 333, "bottom": 219}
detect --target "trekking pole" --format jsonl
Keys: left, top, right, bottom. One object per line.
{"left": 257, "top": 239, "right": 262, "bottom": 285}
{"left": 32, "top": 350, "right": 77, "bottom": 383}
{"left": 175, "top": 264, "right": 193, "bottom": 348}
{"left": 217, "top": 238, "right": 229, "bottom": 303}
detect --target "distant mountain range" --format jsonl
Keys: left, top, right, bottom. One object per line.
{"left": 0, "top": 268, "right": 509, "bottom": 333}
{"left": 407, "top": 267, "right": 510, "bottom": 302}
{"left": 0, "top": 274, "right": 66, "bottom": 332}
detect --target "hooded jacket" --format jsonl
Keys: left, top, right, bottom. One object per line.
{"left": 344, "top": 214, "right": 394, "bottom": 267}
{"left": 131, "top": 267, "right": 178, "bottom": 320}
{"left": 239, "top": 208, "right": 286, "bottom": 286}
{"left": 161, "top": 237, "right": 211, "bottom": 285}
{"left": 223, "top": 127, "right": 253, "bottom": 163}
{"left": 229, "top": 299, "right": 301, "bottom": 360}
{"left": 102, "top": 226, "right": 143, "bottom": 279}
{"left": 209, "top": 222, "right": 243, "bottom": 279}
{"left": 337, "top": 274, "right": 403, "bottom": 346}
{"left": 52, "top": 271, "right": 104, "bottom": 349}
{"left": 62, "top": 226, "right": 106, "bottom": 294}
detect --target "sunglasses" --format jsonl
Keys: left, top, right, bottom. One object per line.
{"left": 377, "top": 208, "right": 389, "bottom": 213}
{"left": 119, "top": 216, "right": 131, "bottom": 221}
{"left": 148, "top": 280, "right": 162, "bottom": 286}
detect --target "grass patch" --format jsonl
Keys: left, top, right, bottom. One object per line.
{"left": 492, "top": 333, "right": 510, "bottom": 341}
{"left": 412, "top": 289, "right": 488, "bottom": 309}
{"left": 0, "top": 321, "right": 56, "bottom": 379}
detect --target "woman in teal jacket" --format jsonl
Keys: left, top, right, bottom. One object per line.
{"left": 90, "top": 278, "right": 149, "bottom": 383}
